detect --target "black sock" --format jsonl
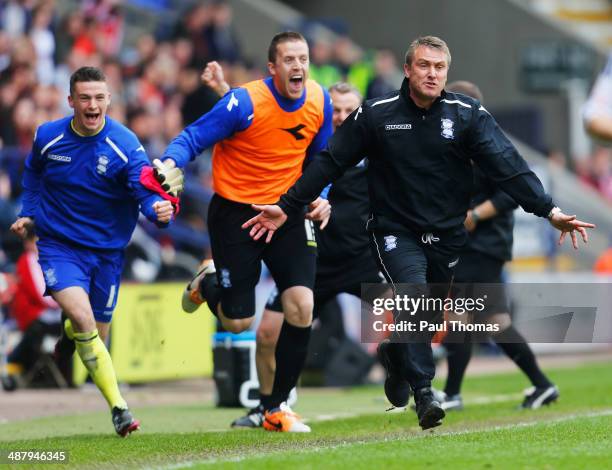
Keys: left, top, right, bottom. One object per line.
{"left": 258, "top": 393, "right": 270, "bottom": 410}
{"left": 261, "top": 321, "right": 311, "bottom": 411}
{"left": 495, "top": 326, "right": 552, "bottom": 388}
{"left": 443, "top": 341, "right": 472, "bottom": 396}
{"left": 199, "top": 274, "right": 221, "bottom": 316}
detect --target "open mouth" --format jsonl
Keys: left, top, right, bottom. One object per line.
{"left": 84, "top": 112, "right": 100, "bottom": 125}
{"left": 288, "top": 75, "right": 304, "bottom": 92}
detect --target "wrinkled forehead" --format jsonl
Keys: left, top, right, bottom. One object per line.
{"left": 412, "top": 45, "right": 448, "bottom": 65}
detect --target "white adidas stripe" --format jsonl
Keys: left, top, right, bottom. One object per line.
{"left": 40, "top": 133, "right": 64, "bottom": 155}
{"left": 105, "top": 137, "right": 128, "bottom": 163}
{"left": 372, "top": 95, "right": 399, "bottom": 107}
{"left": 442, "top": 98, "right": 471, "bottom": 109}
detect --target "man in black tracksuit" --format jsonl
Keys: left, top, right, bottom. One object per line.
{"left": 243, "top": 36, "right": 594, "bottom": 430}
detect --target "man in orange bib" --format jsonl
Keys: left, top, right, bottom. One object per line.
{"left": 159, "top": 32, "right": 333, "bottom": 432}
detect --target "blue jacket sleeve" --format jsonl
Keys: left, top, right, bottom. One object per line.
{"left": 306, "top": 87, "right": 334, "bottom": 200}
{"left": 19, "top": 130, "right": 44, "bottom": 218}
{"left": 306, "top": 87, "right": 334, "bottom": 160}
{"left": 163, "top": 88, "right": 254, "bottom": 167}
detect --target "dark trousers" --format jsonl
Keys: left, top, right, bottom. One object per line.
{"left": 370, "top": 228, "right": 463, "bottom": 390}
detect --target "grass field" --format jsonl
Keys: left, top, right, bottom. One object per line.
{"left": 1, "top": 361, "right": 611, "bottom": 469}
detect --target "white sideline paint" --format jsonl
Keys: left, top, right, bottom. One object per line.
{"left": 150, "top": 409, "right": 612, "bottom": 469}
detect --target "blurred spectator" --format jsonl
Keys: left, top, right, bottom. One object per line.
{"left": 172, "top": 2, "right": 213, "bottom": 67}
{"left": 29, "top": 2, "right": 56, "bottom": 85}
{"left": 54, "top": 11, "right": 83, "bottom": 64}
{"left": 6, "top": 227, "right": 61, "bottom": 376}
{"left": 205, "top": 0, "right": 241, "bottom": 63}
{"left": 577, "top": 146, "right": 612, "bottom": 203}
{"left": 180, "top": 68, "right": 220, "bottom": 126}
{"left": 309, "top": 37, "right": 342, "bottom": 88}
{"left": 128, "top": 106, "right": 166, "bottom": 158}
{"left": 72, "top": 15, "right": 99, "bottom": 57}
{"left": 1, "top": 0, "right": 33, "bottom": 39}
{"left": 97, "top": 4, "right": 124, "bottom": 58}
{"left": 583, "top": 52, "right": 612, "bottom": 142}
{"left": 333, "top": 35, "right": 373, "bottom": 97}
{"left": 366, "top": 48, "right": 402, "bottom": 99}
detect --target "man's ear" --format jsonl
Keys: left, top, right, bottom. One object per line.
{"left": 267, "top": 61, "right": 276, "bottom": 77}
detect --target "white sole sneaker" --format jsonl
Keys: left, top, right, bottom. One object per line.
{"left": 181, "top": 259, "right": 216, "bottom": 313}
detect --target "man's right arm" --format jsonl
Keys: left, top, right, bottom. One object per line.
{"left": 162, "top": 87, "right": 254, "bottom": 168}
{"left": 278, "top": 104, "right": 373, "bottom": 214}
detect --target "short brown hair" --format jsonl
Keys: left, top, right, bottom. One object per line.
{"left": 328, "top": 81, "right": 362, "bottom": 100}
{"left": 404, "top": 36, "right": 451, "bottom": 66}
{"left": 268, "top": 31, "right": 307, "bottom": 63}
{"left": 69, "top": 66, "right": 106, "bottom": 95}
{"left": 446, "top": 80, "right": 483, "bottom": 102}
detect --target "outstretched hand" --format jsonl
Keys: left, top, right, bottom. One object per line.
{"left": 549, "top": 211, "right": 596, "bottom": 249}
{"left": 242, "top": 204, "right": 287, "bottom": 243}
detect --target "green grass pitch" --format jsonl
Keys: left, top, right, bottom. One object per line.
{"left": 1, "top": 361, "right": 611, "bottom": 469}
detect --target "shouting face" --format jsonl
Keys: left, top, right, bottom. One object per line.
{"left": 68, "top": 80, "right": 110, "bottom": 135}
{"left": 268, "top": 39, "right": 310, "bottom": 100}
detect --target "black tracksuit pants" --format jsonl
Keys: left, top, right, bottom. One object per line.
{"left": 370, "top": 227, "right": 464, "bottom": 390}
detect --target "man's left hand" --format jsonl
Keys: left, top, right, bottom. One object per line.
{"left": 549, "top": 211, "right": 596, "bottom": 249}
{"left": 242, "top": 204, "right": 288, "bottom": 243}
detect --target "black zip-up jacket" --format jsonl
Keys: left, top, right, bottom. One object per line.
{"left": 468, "top": 165, "right": 518, "bottom": 261}
{"left": 279, "top": 78, "right": 554, "bottom": 235}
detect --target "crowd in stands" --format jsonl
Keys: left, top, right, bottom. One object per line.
{"left": 0, "top": 0, "right": 609, "bottom": 280}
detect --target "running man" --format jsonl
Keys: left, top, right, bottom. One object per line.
{"left": 160, "top": 32, "right": 333, "bottom": 432}
{"left": 11, "top": 66, "right": 178, "bottom": 437}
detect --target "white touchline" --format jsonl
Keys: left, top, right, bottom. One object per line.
{"left": 150, "top": 409, "right": 612, "bottom": 470}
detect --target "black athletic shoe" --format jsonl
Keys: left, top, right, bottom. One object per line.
{"left": 414, "top": 387, "right": 445, "bottom": 430}
{"left": 377, "top": 339, "right": 411, "bottom": 408}
{"left": 54, "top": 313, "right": 75, "bottom": 383}
{"left": 521, "top": 385, "right": 559, "bottom": 409}
{"left": 112, "top": 407, "right": 140, "bottom": 437}
{"left": 231, "top": 404, "right": 265, "bottom": 428}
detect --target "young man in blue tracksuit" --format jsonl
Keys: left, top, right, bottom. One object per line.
{"left": 11, "top": 66, "right": 178, "bottom": 437}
